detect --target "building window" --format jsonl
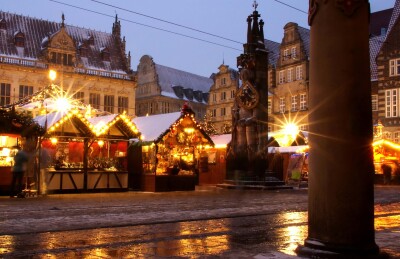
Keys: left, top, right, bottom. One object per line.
{"left": 221, "top": 78, "right": 226, "bottom": 86}
{"left": 19, "top": 85, "right": 33, "bottom": 99}
{"left": 220, "top": 92, "right": 226, "bottom": 101}
{"left": 279, "top": 97, "right": 286, "bottom": 113}
{"left": 89, "top": 93, "right": 100, "bottom": 109}
{"left": 291, "top": 95, "right": 297, "bottom": 111}
{"left": 279, "top": 71, "right": 285, "bottom": 84}
{"left": 212, "top": 93, "right": 216, "bottom": 103}
{"left": 394, "top": 132, "right": 400, "bottom": 143}
{"left": 221, "top": 107, "right": 226, "bottom": 116}
{"left": 389, "top": 58, "right": 400, "bottom": 76}
{"left": 287, "top": 68, "right": 293, "bottom": 82}
{"left": 371, "top": 94, "right": 378, "bottom": 111}
{"left": 296, "top": 66, "right": 302, "bottom": 80}
{"left": 211, "top": 109, "right": 216, "bottom": 117}
{"left": 300, "top": 93, "right": 307, "bottom": 110}
{"left": 268, "top": 98, "right": 272, "bottom": 114}
{"left": 283, "top": 49, "right": 289, "bottom": 60}
{"left": 386, "top": 89, "right": 398, "bottom": 117}
{"left": 0, "top": 83, "right": 11, "bottom": 106}
{"left": 230, "top": 90, "right": 235, "bottom": 99}
{"left": 50, "top": 52, "right": 74, "bottom": 66}
{"left": 73, "top": 91, "right": 85, "bottom": 103}
{"left": 118, "top": 96, "right": 129, "bottom": 113}
{"left": 291, "top": 47, "right": 297, "bottom": 59}
{"left": 299, "top": 125, "right": 308, "bottom": 131}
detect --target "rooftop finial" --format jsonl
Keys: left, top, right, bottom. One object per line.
{"left": 253, "top": 0, "right": 258, "bottom": 11}
{"left": 61, "top": 13, "right": 65, "bottom": 27}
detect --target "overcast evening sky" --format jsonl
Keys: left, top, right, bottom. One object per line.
{"left": 0, "top": 0, "right": 396, "bottom": 77}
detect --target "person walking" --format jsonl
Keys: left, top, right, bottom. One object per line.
{"left": 10, "top": 147, "right": 29, "bottom": 198}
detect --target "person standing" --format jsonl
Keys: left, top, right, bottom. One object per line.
{"left": 381, "top": 163, "right": 392, "bottom": 185}
{"left": 10, "top": 147, "right": 29, "bottom": 198}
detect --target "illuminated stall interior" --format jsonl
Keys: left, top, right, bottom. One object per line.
{"left": 132, "top": 105, "right": 214, "bottom": 191}
{"left": 0, "top": 108, "right": 45, "bottom": 195}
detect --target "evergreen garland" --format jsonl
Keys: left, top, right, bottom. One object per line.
{"left": 0, "top": 107, "right": 45, "bottom": 136}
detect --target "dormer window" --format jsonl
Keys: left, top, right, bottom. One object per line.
{"left": 50, "top": 52, "right": 74, "bottom": 66}
{"left": 78, "top": 43, "right": 88, "bottom": 57}
{"left": 100, "top": 47, "right": 110, "bottom": 61}
{"left": 0, "top": 19, "right": 6, "bottom": 30}
{"left": 14, "top": 31, "right": 25, "bottom": 47}
{"left": 87, "top": 35, "right": 94, "bottom": 45}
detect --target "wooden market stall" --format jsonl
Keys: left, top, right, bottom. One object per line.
{"left": 0, "top": 108, "right": 44, "bottom": 195}
{"left": 198, "top": 134, "right": 231, "bottom": 185}
{"left": 8, "top": 83, "right": 141, "bottom": 194}
{"left": 33, "top": 110, "right": 140, "bottom": 194}
{"left": 132, "top": 105, "right": 214, "bottom": 192}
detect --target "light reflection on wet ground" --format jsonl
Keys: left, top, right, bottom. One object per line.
{"left": 1, "top": 187, "right": 400, "bottom": 258}
{"left": 0, "top": 208, "right": 399, "bottom": 258}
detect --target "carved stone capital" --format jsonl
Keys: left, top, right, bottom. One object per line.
{"left": 309, "top": 0, "right": 369, "bottom": 26}
{"left": 335, "top": 0, "right": 368, "bottom": 16}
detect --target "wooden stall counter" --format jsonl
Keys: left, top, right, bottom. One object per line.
{"left": 0, "top": 166, "right": 12, "bottom": 195}
{"left": 141, "top": 174, "right": 196, "bottom": 192}
{"left": 47, "top": 169, "right": 128, "bottom": 194}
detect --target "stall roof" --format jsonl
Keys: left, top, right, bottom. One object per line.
{"left": 34, "top": 109, "right": 94, "bottom": 136}
{"left": 211, "top": 134, "right": 231, "bottom": 148}
{"left": 132, "top": 112, "right": 181, "bottom": 142}
{"left": 268, "top": 145, "right": 309, "bottom": 153}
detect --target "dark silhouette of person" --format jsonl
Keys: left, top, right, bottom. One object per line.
{"left": 381, "top": 163, "right": 392, "bottom": 185}
{"left": 10, "top": 147, "right": 29, "bottom": 198}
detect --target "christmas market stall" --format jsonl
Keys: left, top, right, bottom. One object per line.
{"left": 12, "top": 83, "right": 140, "bottom": 194}
{"left": 198, "top": 134, "right": 231, "bottom": 185}
{"left": 0, "top": 108, "right": 44, "bottom": 195}
{"left": 132, "top": 105, "right": 214, "bottom": 192}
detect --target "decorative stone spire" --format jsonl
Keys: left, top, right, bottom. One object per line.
{"left": 61, "top": 13, "right": 65, "bottom": 28}
{"left": 112, "top": 14, "right": 121, "bottom": 38}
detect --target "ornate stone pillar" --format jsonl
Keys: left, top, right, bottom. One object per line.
{"left": 297, "top": 0, "right": 379, "bottom": 256}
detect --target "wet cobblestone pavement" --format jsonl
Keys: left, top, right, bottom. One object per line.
{"left": 0, "top": 186, "right": 399, "bottom": 258}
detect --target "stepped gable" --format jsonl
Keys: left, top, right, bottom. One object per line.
{"left": 0, "top": 11, "right": 129, "bottom": 73}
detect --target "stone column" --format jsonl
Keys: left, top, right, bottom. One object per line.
{"left": 297, "top": 0, "right": 379, "bottom": 256}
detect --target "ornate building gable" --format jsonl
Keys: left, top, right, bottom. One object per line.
{"left": 278, "top": 23, "right": 310, "bottom": 67}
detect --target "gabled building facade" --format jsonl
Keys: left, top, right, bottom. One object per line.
{"left": 269, "top": 22, "right": 310, "bottom": 132}
{"left": 135, "top": 55, "right": 212, "bottom": 120}
{"left": 374, "top": 0, "right": 400, "bottom": 141}
{"left": 0, "top": 12, "right": 135, "bottom": 115}
{"left": 206, "top": 64, "right": 239, "bottom": 134}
